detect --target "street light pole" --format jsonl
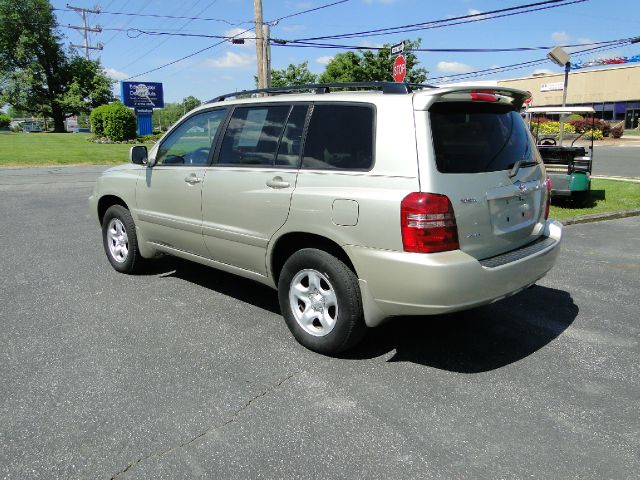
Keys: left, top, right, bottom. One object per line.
{"left": 559, "top": 61, "right": 571, "bottom": 146}
{"left": 547, "top": 46, "right": 571, "bottom": 146}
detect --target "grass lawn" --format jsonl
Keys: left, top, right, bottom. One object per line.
{"left": 623, "top": 129, "right": 640, "bottom": 136}
{"left": 550, "top": 179, "right": 640, "bottom": 220}
{"left": 0, "top": 132, "right": 135, "bottom": 166}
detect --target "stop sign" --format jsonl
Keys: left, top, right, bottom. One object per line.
{"left": 393, "top": 55, "right": 406, "bottom": 83}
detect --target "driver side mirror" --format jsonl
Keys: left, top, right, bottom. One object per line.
{"left": 130, "top": 145, "right": 148, "bottom": 165}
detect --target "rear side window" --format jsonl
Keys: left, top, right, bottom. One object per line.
{"left": 218, "top": 105, "right": 290, "bottom": 166}
{"left": 275, "top": 105, "right": 308, "bottom": 167}
{"left": 302, "top": 104, "right": 374, "bottom": 170}
{"left": 430, "top": 102, "right": 534, "bottom": 174}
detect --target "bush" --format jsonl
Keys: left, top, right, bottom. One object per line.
{"left": 0, "top": 113, "right": 11, "bottom": 128}
{"left": 585, "top": 129, "right": 604, "bottom": 141}
{"left": 531, "top": 121, "right": 576, "bottom": 136}
{"left": 569, "top": 118, "right": 610, "bottom": 136}
{"left": 138, "top": 133, "right": 163, "bottom": 144}
{"left": 102, "top": 103, "right": 136, "bottom": 141}
{"left": 91, "top": 103, "right": 136, "bottom": 141}
{"left": 89, "top": 104, "right": 109, "bottom": 136}
{"left": 611, "top": 126, "right": 623, "bottom": 138}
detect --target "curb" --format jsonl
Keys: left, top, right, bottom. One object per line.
{"left": 562, "top": 209, "right": 640, "bottom": 226}
{"left": 592, "top": 175, "right": 640, "bottom": 183}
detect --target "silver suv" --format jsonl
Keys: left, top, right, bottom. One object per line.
{"left": 89, "top": 82, "right": 562, "bottom": 354}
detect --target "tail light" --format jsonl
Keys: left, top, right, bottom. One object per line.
{"left": 544, "top": 177, "right": 552, "bottom": 220}
{"left": 470, "top": 90, "right": 498, "bottom": 102}
{"left": 401, "top": 192, "right": 459, "bottom": 253}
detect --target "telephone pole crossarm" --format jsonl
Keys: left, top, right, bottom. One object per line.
{"left": 67, "top": 4, "right": 102, "bottom": 59}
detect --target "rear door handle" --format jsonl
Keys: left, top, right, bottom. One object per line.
{"left": 266, "top": 176, "right": 290, "bottom": 189}
{"left": 184, "top": 174, "right": 203, "bottom": 185}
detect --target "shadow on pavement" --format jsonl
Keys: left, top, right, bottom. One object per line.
{"left": 344, "top": 286, "right": 578, "bottom": 372}
{"left": 142, "top": 257, "right": 577, "bottom": 372}
{"left": 145, "top": 256, "right": 281, "bottom": 315}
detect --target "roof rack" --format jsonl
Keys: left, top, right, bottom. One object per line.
{"left": 206, "top": 81, "right": 435, "bottom": 103}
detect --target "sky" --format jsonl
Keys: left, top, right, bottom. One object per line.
{"left": 49, "top": 0, "right": 639, "bottom": 104}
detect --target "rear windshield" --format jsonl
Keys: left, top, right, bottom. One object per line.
{"left": 430, "top": 102, "right": 535, "bottom": 174}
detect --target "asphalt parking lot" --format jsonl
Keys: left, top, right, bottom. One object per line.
{"left": 1, "top": 168, "right": 638, "bottom": 479}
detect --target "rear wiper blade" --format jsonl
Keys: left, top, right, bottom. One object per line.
{"left": 508, "top": 160, "right": 522, "bottom": 177}
{"left": 508, "top": 160, "right": 537, "bottom": 177}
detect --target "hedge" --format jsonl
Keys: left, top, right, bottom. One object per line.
{"left": 90, "top": 102, "right": 136, "bottom": 141}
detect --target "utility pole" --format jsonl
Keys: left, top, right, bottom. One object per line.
{"left": 67, "top": 4, "right": 103, "bottom": 59}
{"left": 262, "top": 23, "right": 271, "bottom": 88}
{"left": 254, "top": 0, "right": 266, "bottom": 89}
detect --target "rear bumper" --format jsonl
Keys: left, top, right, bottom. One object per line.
{"left": 347, "top": 220, "right": 563, "bottom": 327}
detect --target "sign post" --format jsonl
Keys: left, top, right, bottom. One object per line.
{"left": 120, "top": 82, "right": 164, "bottom": 136}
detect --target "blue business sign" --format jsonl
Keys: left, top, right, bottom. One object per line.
{"left": 120, "top": 82, "right": 164, "bottom": 109}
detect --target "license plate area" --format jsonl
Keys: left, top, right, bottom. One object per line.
{"left": 489, "top": 194, "right": 535, "bottom": 233}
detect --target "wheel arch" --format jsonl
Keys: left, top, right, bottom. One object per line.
{"left": 97, "top": 195, "right": 130, "bottom": 225}
{"left": 269, "top": 232, "right": 357, "bottom": 285}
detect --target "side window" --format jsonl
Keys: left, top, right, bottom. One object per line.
{"left": 156, "top": 109, "right": 227, "bottom": 166}
{"left": 218, "top": 105, "right": 290, "bottom": 166}
{"left": 302, "top": 104, "right": 374, "bottom": 170}
{"left": 275, "top": 105, "right": 309, "bottom": 167}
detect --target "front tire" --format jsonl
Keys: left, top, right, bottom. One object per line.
{"left": 278, "top": 248, "right": 366, "bottom": 354}
{"left": 101, "top": 205, "right": 145, "bottom": 274}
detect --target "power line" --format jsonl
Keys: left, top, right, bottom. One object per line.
{"left": 123, "top": 0, "right": 351, "bottom": 80}
{"left": 289, "top": 0, "right": 588, "bottom": 42}
{"left": 428, "top": 43, "right": 630, "bottom": 83}
{"left": 122, "top": 29, "right": 251, "bottom": 80}
{"left": 272, "top": 0, "right": 350, "bottom": 23}
{"left": 53, "top": 6, "right": 240, "bottom": 26}
{"left": 118, "top": 27, "right": 630, "bottom": 55}
{"left": 272, "top": 38, "right": 631, "bottom": 53}
{"left": 118, "top": 0, "right": 219, "bottom": 72}
{"left": 109, "top": 0, "right": 590, "bottom": 46}
{"left": 52, "top": 1, "right": 351, "bottom": 27}
{"left": 101, "top": 0, "right": 154, "bottom": 46}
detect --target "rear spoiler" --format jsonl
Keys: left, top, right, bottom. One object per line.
{"left": 413, "top": 86, "right": 530, "bottom": 110}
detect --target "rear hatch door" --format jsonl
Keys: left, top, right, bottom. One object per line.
{"left": 419, "top": 93, "right": 547, "bottom": 260}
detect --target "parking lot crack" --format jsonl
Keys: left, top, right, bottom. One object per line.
{"left": 109, "top": 372, "right": 299, "bottom": 479}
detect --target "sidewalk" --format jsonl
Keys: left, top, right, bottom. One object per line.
{"left": 594, "top": 135, "right": 640, "bottom": 147}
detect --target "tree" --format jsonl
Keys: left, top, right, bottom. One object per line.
{"left": 182, "top": 95, "right": 201, "bottom": 113}
{"left": 319, "top": 39, "right": 428, "bottom": 84}
{"left": 254, "top": 61, "right": 317, "bottom": 88}
{"left": 152, "top": 96, "right": 202, "bottom": 132}
{"left": 7, "top": 106, "right": 28, "bottom": 118}
{"left": 58, "top": 57, "right": 113, "bottom": 115}
{"left": 0, "top": 0, "right": 114, "bottom": 132}
{"left": 0, "top": 113, "right": 10, "bottom": 128}
{"left": 271, "top": 61, "right": 317, "bottom": 87}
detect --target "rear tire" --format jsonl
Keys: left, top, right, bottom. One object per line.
{"left": 101, "top": 205, "right": 145, "bottom": 274}
{"left": 278, "top": 248, "right": 366, "bottom": 355}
